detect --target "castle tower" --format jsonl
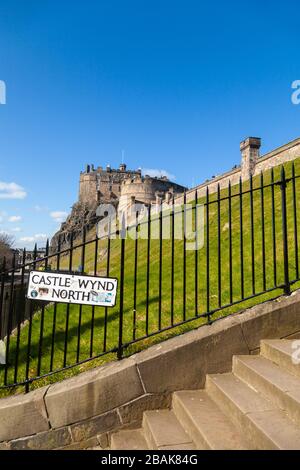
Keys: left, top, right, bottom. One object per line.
{"left": 118, "top": 174, "right": 187, "bottom": 214}
{"left": 240, "top": 137, "right": 261, "bottom": 180}
{"left": 78, "top": 163, "right": 142, "bottom": 208}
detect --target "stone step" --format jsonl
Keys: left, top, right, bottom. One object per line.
{"left": 143, "top": 409, "right": 195, "bottom": 450}
{"left": 206, "top": 372, "right": 300, "bottom": 449}
{"left": 110, "top": 429, "right": 148, "bottom": 450}
{"left": 233, "top": 355, "right": 300, "bottom": 426}
{"left": 172, "top": 390, "right": 251, "bottom": 449}
{"left": 261, "top": 339, "right": 300, "bottom": 379}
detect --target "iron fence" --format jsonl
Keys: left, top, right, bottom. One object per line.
{"left": 1, "top": 165, "right": 300, "bottom": 392}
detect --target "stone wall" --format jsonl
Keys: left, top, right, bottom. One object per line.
{"left": 1, "top": 290, "right": 300, "bottom": 450}
{"left": 118, "top": 176, "right": 186, "bottom": 213}
{"left": 254, "top": 137, "right": 300, "bottom": 175}
{"left": 79, "top": 164, "right": 143, "bottom": 207}
{"left": 79, "top": 164, "right": 187, "bottom": 210}
{"left": 174, "top": 136, "right": 300, "bottom": 205}
{"left": 78, "top": 172, "right": 98, "bottom": 206}
{"left": 52, "top": 162, "right": 187, "bottom": 247}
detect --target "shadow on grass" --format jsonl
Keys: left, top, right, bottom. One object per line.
{"left": 3, "top": 294, "right": 161, "bottom": 372}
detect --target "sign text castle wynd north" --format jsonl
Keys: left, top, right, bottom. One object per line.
{"left": 27, "top": 271, "right": 118, "bottom": 307}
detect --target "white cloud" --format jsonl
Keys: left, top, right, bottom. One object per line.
{"left": 20, "top": 233, "right": 47, "bottom": 243}
{"left": 8, "top": 215, "right": 22, "bottom": 223}
{"left": 0, "top": 211, "right": 7, "bottom": 223}
{"left": 34, "top": 233, "right": 47, "bottom": 241}
{"left": 34, "top": 205, "right": 48, "bottom": 212}
{"left": 19, "top": 236, "right": 35, "bottom": 243}
{"left": 0, "top": 182, "right": 27, "bottom": 200}
{"left": 141, "top": 168, "right": 176, "bottom": 181}
{"left": 11, "top": 227, "right": 21, "bottom": 232}
{"left": 50, "top": 211, "right": 68, "bottom": 223}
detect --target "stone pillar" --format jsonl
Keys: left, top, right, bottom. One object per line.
{"left": 155, "top": 192, "right": 163, "bottom": 206}
{"left": 240, "top": 137, "right": 261, "bottom": 180}
{"left": 165, "top": 192, "right": 171, "bottom": 204}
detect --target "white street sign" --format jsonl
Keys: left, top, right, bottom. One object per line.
{"left": 27, "top": 271, "right": 118, "bottom": 307}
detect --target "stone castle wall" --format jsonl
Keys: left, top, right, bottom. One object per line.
{"left": 118, "top": 175, "right": 186, "bottom": 213}
{"left": 78, "top": 163, "right": 186, "bottom": 209}
{"left": 175, "top": 136, "right": 300, "bottom": 205}
{"left": 79, "top": 163, "right": 187, "bottom": 211}
{"left": 79, "top": 164, "right": 142, "bottom": 207}
{"left": 52, "top": 163, "right": 186, "bottom": 246}
{"left": 78, "top": 172, "right": 98, "bottom": 207}
{"left": 254, "top": 137, "right": 300, "bottom": 175}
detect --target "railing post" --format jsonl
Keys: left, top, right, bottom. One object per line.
{"left": 0, "top": 257, "right": 6, "bottom": 340}
{"left": 117, "top": 230, "right": 125, "bottom": 360}
{"left": 280, "top": 167, "right": 291, "bottom": 295}
{"left": 4, "top": 253, "right": 16, "bottom": 385}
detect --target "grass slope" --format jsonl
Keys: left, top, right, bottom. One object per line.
{"left": 1, "top": 159, "right": 300, "bottom": 395}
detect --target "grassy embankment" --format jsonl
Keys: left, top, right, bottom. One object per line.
{"left": 1, "top": 158, "right": 300, "bottom": 396}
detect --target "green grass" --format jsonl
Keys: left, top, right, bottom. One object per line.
{"left": 1, "top": 158, "right": 300, "bottom": 396}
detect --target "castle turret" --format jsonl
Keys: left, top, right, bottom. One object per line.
{"left": 79, "top": 162, "right": 144, "bottom": 207}
{"left": 118, "top": 174, "right": 187, "bottom": 213}
{"left": 56, "top": 162, "right": 187, "bottom": 248}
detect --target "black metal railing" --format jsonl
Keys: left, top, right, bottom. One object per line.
{"left": 1, "top": 164, "right": 300, "bottom": 393}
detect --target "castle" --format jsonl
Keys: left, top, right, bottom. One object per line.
{"left": 79, "top": 163, "right": 186, "bottom": 210}
{"left": 52, "top": 162, "right": 187, "bottom": 245}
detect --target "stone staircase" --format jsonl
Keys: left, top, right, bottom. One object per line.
{"left": 108, "top": 339, "right": 300, "bottom": 450}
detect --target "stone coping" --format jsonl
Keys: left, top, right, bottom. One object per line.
{"left": 259, "top": 137, "right": 300, "bottom": 162}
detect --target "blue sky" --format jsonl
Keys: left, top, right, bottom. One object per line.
{"left": 0, "top": 0, "right": 300, "bottom": 248}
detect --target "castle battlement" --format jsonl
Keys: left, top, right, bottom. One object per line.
{"left": 52, "top": 161, "right": 186, "bottom": 247}
{"left": 79, "top": 162, "right": 186, "bottom": 208}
